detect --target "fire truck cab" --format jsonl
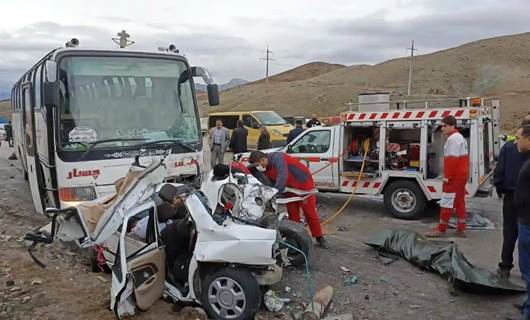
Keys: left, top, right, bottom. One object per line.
{"left": 281, "top": 97, "right": 500, "bottom": 219}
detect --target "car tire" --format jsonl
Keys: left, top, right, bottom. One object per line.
{"left": 277, "top": 219, "right": 313, "bottom": 268}
{"left": 383, "top": 180, "right": 426, "bottom": 220}
{"left": 201, "top": 267, "right": 262, "bottom": 320}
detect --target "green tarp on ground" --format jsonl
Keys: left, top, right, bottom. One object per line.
{"left": 365, "top": 229, "right": 525, "bottom": 294}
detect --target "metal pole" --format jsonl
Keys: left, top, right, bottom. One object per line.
{"left": 266, "top": 46, "right": 269, "bottom": 81}
{"left": 407, "top": 40, "right": 416, "bottom": 96}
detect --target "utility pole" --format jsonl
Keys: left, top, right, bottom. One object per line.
{"left": 261, "top": 46, "right": 274, "bottom": 81}
{"left": 406, "top": 40, "right": 417, "bottom": 96}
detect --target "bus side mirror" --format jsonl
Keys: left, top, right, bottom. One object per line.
{"left": 207, "top": 84, "right": 219, "bottom": 106}
{"left": 191, "top": 66, "right": 220, "bottom": 107}
{"left": 42, "top": 81, "right": 59, "bottom": 108}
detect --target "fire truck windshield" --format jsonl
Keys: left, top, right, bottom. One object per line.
{"left": 57, "top": 56, "right": 200, "bottom": 154}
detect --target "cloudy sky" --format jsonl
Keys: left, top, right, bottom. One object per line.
{"left": 1, "top": 0, "right": 529, "bottom": 95}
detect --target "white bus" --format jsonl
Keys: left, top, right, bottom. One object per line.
{"left": 11, "top": 39, "right": 219, "bottom": 214}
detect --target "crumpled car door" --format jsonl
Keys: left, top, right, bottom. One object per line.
{"left": 111, "top": 213, "right": 166, "bottom": 318}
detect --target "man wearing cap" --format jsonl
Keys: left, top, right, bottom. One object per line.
{"left": 426, "top": 115, "right": 469, "bottom": 238}
{"left": 248, "top": 150, "right": 328, "bottom": 248}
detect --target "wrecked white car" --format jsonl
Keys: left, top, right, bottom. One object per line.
{"left": 25, "top": 160, "right": 312, "bottom": 319}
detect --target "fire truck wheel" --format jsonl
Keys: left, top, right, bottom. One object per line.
{"left": 384, "top": 180, "right": 426, "bottom": 220}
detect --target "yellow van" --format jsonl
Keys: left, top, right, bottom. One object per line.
{"left": 207, "top": 111, "right": 293, "bottom": 149}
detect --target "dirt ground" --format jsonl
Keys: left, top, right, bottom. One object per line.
{"left": 0, "top": 142, "right": 527, "bottom": 320}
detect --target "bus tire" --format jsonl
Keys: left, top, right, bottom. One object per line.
{"left": 383, "top": 180, "right": 426, "bottom": 220}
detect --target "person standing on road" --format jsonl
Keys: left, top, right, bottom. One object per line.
{"left": 495, "top": 116, "right": 530, "bottom": 279}
{"left": 426, "top": 115, "right": 469, "bottom": 238}
{"left": 306, "top": 114, "right": 322, "bottom": 128}
{"left": 287, "top": 119, "right": 305, "bottom": 144}
{"left": 248, "top": 150, "right": 328, "bottom": 248}
{"left": 4, "top": 121, "right": 13, "bottom": 147}
{"left": 230, "top": 120, "right": 248, "bottom": 154}
{"left": 513, "top": 124, "right": 530, "bottom": 320}
{"left": 258, "top": 126, "right": 272, "bottom": 150}
{"left": 208, "top": 120, "right": 230, "bottom": 168}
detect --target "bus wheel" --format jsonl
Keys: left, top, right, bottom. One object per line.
{"left": 383, "top": 180, "right": 426, "bottom": 220}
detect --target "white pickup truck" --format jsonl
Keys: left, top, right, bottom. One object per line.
{"left": 250, "top": 98, "right": 499, "bottom": 219}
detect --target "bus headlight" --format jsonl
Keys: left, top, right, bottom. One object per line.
{"left": 59, "top": 186, "right": 97, "bottom": 202}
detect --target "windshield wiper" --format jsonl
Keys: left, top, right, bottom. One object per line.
{"left": 135, "top": 139, "right": 196, "bottom": 152}
{"left": 81, "top": 138, "right": 148, "bottom": 160}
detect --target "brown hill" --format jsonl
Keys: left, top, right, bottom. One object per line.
{"left": 204, "top": 32, "right": 530, "bottom": 130}
{"left": 0, "top": 100, "right": 11, "bottom": 121}
{"left": 261, "top": 62, "right": 346, "bottom": 83}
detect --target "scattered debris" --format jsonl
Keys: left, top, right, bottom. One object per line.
{"left": 343, "top": 275, "right": 359, "bottom": 286}
{"left": 449, "top": 212, "right": 494, "bottom": 230}
{"left": 8, "top": 153, "right": 17, "bottom": 160}
{"left": 409, "top": 304, "right": 423, "bottom": 309}
{"left": 337, "top": 226, "right": 349, "bottom": 232}
{"left": 175, "top": 306, "right": 207, "bottom": 320}
{"left": 379, "top": 276, "right": 392, "bottom": 283}
{"left": 5, "top": 280, "right": 14, "bottom": 287}
{"left": 285, "top": 286, "right": 292, "bottom": 293}
{"left": 255, "top": 310, "right": 294, "bottom": 320}
{"left": 322, "top": 314, "right": 354, "bottom": 320}
{"left": 339, "top": 266, "right": 350, "bottom": 273}
{"left": 9, "top": 287, "right": 21, "bottom": 292}
{"left": 21, "top": 296, "right": 31, "bottom": 304}
{"left": 301, "top": 285, "right": 334, "bottom": 320}
{"left": 30, "top": 279, "right": 42, "bottom": 286}
{"left": 96, "top": 276, "right": 108, "bottom": 283}
{"left": 264, "top": 290, "right": 291, "bottom": 312}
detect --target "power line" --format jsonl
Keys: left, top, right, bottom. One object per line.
{"left": 406, "top": 40, "right": 418, "bottom": 96}
{"left": 260, "top": 46, "right": 274, "bottom": 81}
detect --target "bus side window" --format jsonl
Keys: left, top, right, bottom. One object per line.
{"left": 34, "top": 64, "right": 42, "bottom": 109}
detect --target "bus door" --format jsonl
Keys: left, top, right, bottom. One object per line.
{"left": 22, "top": 82, "right": 44, "bottom": 214}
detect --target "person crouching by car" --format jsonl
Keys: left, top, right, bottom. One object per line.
{"left": 247, "top": 150, "right": 328, "bottom": 248}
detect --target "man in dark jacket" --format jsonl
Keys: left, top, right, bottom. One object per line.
{"left": 306, "top": 114, "right": 321, "bottom": 128}
{"left": 4, "top": 121, "right": 13, "bottom": 147}
{"left": 495, "top": 117, "right": 530, "bottom": 278}
{"left": 287, "top": 120, "right": 304, "bottom": 144}
{"left": 514, "top": 124, "right": 530, "bottom": 320}
{"left": 230, "top": 120, "right": 248, "bottom": 154}
{"left": 258, "top": 126, "right": 272, "bottom": 150}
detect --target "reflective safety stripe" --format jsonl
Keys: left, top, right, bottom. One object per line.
{"left": 440, "top": 192, "right": 456, "bottom": 208}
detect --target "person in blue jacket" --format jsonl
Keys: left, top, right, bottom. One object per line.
{"left": 287, "top": 119, "right": 305, "bottom": 144}
{"left": 495, "top": 116, "right": 530, "bottom": 278}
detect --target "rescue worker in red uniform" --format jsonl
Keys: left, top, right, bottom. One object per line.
{"left": 248, "top": 151, "right": 328, "bottom": 248}
{"left": 426, "top": 115, "right": 469, "bottom": 238}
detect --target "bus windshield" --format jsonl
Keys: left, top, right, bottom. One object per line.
{"left": 58, "top": 56, "right": 200, "bottom": 151}
{"left": 253, "top": 111, "right": 287, "bottom": 126}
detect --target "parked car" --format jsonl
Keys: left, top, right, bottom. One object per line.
{"left": 207, "top": 111, "right": 293, "bottom": 149}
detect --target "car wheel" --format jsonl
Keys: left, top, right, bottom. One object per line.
{"left": 277, "top": 219, "right": 313, "bottom": 268}
{"left": 201, "top": 267, "right": 261, "bottom": 320}
{"left": 383, "top": 180, "right": 426, "bottom": 220}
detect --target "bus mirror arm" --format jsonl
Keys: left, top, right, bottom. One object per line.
{"left": 191, "top": 66, "right": 220, "bottom": 106}
{"left": 42, "top": 81, "right": 59, "bottom": 108}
